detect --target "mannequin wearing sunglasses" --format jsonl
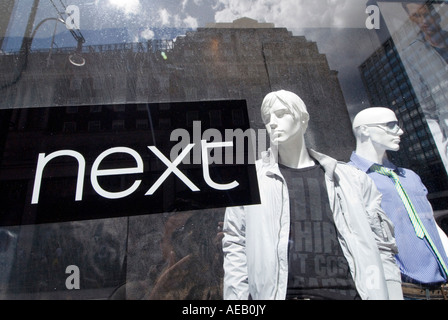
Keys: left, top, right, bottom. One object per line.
{"left": 349, "top": 107, "right": 448, "bottom": 300}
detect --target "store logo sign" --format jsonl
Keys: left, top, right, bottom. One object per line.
{"left": 0, "top": 101, "right": 259, "bottom": 226}
{"left": 31, "top": 141, "right": 240, "bottom": 205}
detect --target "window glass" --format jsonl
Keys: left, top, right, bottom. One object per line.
{"left": 1, "top": 0, "right": 448, "bottom": 302}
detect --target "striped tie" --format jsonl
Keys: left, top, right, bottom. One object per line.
{"left": 371, "top": 164, "right": 448, "bottom": 277}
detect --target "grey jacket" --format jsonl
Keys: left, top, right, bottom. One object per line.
{"left": 222, "top": 149, "right": 403, "bottom": 300}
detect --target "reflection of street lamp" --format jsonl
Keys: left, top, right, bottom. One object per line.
{"left": 69, "top": 38, "right": 86, "bottom": 67}
{"left": 0, "top": 1, "right": 86, "bottom": 90}
{"left": 32, "top": 17, "right": 86, "bottom": 67}
{"left": 66, "top": 11, "right": 86, "bottom": 67}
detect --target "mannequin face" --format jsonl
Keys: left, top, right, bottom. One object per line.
{"left": 405, "top": 3, "right": 440, "bottom": 37}
{"left": 263, "top": 100, "right": 304, "bottom": 145}
{"left": 366, "top": 121, "right": 403, "bottom": 152}
{"left": 353, "top": 107, "right": 404, "bottom": 162}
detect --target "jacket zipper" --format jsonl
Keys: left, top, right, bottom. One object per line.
{"left": 337, "top": 192, "right": 353, "bottom": 233}
{"left": 275, "top": 176, "right": 287, "bottom": 299}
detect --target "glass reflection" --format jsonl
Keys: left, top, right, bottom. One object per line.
{"left": 0, "top": 0, "right": 448, "bottom": 300}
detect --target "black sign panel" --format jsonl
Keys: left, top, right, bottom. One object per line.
{"left": 0, "top": 100, "right": 260, "bottom": 226}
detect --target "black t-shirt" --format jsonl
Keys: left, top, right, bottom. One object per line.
{"left": 279, "top": 163, "right": 359, "bottom": 300}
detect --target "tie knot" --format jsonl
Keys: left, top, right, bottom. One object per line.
{"left": 370, "top": 164, "right": 396, "bottom": 177}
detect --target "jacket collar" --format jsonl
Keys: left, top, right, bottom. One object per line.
{"left": 261, "top": 147, "right": 337, "bottom": 181}
{"left": 410, "top": 30, "right": 448, "bottom": 51}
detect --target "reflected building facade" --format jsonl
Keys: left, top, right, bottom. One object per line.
{"left": 0, "top": 18, "right": 355, "bottom": 299}
{"left": 360, "top": 28, "right": 448, "bottom": 211}
{"left": 1, "top": 17, "right": 354, "bottom": 161}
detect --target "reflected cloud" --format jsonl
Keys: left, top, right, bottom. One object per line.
{"left": 107, "top": 0, "right": 142, "bottom": 15}
{"left": 140, "top": 27, "right": 155, "bottom": 40}
{"left": 158, "top": 8, "right": 199, "bottom": 29}
{"left": 213, "top": 0, "right": 367, "bottom": 28}
{"left": 159, "top": 8, "right": 171, "bottom": 26}
{"left": 179, "top": 15, "right": 199, "bottom": 29}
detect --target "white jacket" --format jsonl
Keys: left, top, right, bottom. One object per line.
{"left": 222, "top": 149, "right": 403, "bottom": 300}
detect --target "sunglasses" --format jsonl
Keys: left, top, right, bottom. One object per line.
{"left": 364, "top": 121, "right": 402, "bottom": 134}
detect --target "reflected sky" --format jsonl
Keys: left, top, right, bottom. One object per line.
{"left": 0, "top": 0, "right": 412, "bottom": 117}
{"left": 4, "top": 0, "right": 374, "bottom": 40}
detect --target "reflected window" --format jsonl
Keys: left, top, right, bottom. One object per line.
{"left": 88, "top": 120, "right": 101, "bottom": 132}
{"left": 66, "top": 106, "right": 79, "bottom": 114}
{"left": 209, "top": 110, "right": 222, "bottom": 127}
{"left": 112, "top": 120, "right": 125, "bottom": 130}
{"left": 186, "top": 111, "right": 199, "bottom": 127}
{"left": 63, "top": 122, "right": 77, "bottom": 133}
{"left": 90, "top": 105, "right": 102, "bottom": 113}
{"left": 113, "top": 105, "right": 125, "bottom": 112}
{"left": 136, "top": 119, "right": 149, "bottom": 129}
